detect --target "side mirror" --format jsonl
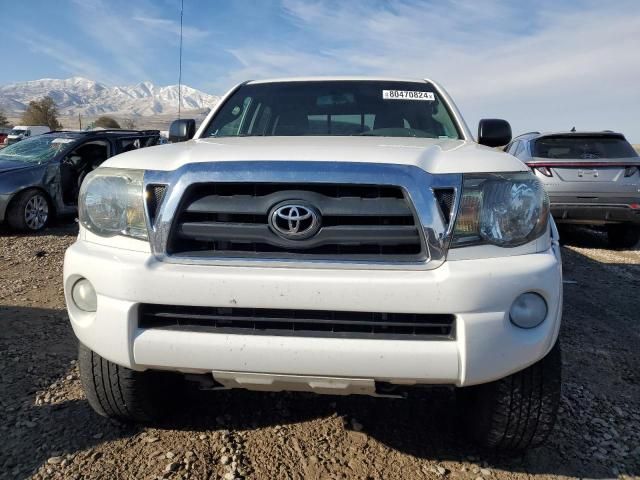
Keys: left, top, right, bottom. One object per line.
{"left": 478, "top": 119, "right": 512, "bottom": 147}
{"left": 169, "top": 119, "right": 196, "bottom": 143}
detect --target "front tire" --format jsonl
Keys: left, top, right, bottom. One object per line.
{"left": 457, "top": 341, "right": 561, "bottom": 452}
{"left": 7, "top": 189, "right": 50, "bottom": 231}
{"left": 78, "top": 343, "right": 181, "bottom": 423}
{"left": 607, "top": 224, "right": 639, "bottom": 249}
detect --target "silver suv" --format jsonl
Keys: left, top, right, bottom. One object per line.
{"left": 507, "top": 131, "right": 640, "bottom": 248}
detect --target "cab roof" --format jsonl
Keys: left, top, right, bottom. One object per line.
{"left": 246, "top": 76, "right": 435, "bottom": 85}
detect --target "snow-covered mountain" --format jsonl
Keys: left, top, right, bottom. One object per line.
{"left": 0, "top": 77, "right": 219, "bottom": 116}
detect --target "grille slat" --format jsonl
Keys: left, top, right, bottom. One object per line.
{"left": 186, "top": 192, "right": 412, "bottom": 217}
{"left": 139, "top": 304, "right": 456, "bottom": 340}
{"left": 177, "top": 223, "right": 420, "bottom": 247}
{"left": 167, "top": 183, "right": 425, "bottom": 261}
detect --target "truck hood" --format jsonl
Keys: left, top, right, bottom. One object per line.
{"left": 103, "top": 136, "right": 527, "bottom": 175}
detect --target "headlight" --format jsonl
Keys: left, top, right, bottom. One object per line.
{"left": 451, "top": 172, "right": 549, "bottom": 248}
{"left": 79, "top": 168, "right": 148, "bottom": 240}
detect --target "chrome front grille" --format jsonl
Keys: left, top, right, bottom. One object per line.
{"left": 144, "top": 161, "right": 462, "bottom": 270}
{"left": 434, "top": 188, "right": 455, "bottom": 225}
{"left": 167, "top": 183, "right": 425, "bottom": 261}
{"left": 146, "top": 184, "right": 167, "bottom": 224}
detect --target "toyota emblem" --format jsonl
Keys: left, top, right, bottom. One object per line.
{"left": 269, "top": 203, "right": 321, "bottom": 240}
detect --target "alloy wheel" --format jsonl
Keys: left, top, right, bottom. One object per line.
{"left": 24, "top": 194, "right": 49, "bottom": 230}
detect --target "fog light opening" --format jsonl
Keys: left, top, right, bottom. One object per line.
{"left": 510, "top": 292, "right": 547, "bottom": 329}
{"left": 71, "top": 278, "right": 97, "bottom": 312}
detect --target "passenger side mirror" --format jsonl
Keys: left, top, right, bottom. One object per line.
{"left": 169, "top": 119, "right": 196, "bottom": 143}
{"left": 477, "top": 119, "right": 512, "bottom": 147}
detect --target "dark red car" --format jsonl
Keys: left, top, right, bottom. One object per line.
{"left": 0, "top": 128, "right": 11, "bottom": 145}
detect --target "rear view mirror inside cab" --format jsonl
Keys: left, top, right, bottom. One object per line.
{"left": 316, "top": 93, "right": 355, "bottom": 106}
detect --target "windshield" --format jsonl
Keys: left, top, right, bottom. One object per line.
{"left": 533, "top": 135, "right": 638, "bottom": 159}
{"left": 203, "top": 81, "right": 462, "bottom": 139}
{"left": 0, "top": 135, "right": 75, "bottom": 163}
{"left": 9, "top": 129, "right": 26, "bottom": 136}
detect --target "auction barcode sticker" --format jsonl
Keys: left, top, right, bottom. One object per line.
{"left": 382, "top": 90, "right": 435, "bottom": 101}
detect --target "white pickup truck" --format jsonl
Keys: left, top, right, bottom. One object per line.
{"left": 64, "top": 77, "right": 562, "bottom": 452}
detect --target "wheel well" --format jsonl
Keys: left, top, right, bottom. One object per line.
{"left": 7, "top": 187, "right": 56, "bottom": 218}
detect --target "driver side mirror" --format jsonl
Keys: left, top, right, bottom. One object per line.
{"left": 169, "top": 119, "right": 196, "bottom": 143}
{"left": 478, "top": 119, "right": 512, "bottom": 147}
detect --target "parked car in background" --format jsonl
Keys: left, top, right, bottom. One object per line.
{"left": 507, "top": 131, "right": 640, "bottom": 248}
{"left": 0, "top": 129, "right": 160, "bottom": 231}
{"left": 0, "top": 127, "right": 13, "bottom": 146}
{"left": 5, "top": 125, "right": 51, "bottom": 145}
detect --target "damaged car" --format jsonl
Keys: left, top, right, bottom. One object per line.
{"left": 0, "top": 129, "right": 160, "bottom": 231}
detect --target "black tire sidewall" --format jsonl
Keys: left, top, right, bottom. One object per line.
{"left": 7, "top": 189, "right": 51, "bottom": 232}
{"left": 457, "top": 341, "right": 562, "bottom": 452}
{"left": 78, "top": 342, "right": 181, "bottom": 423}
{"left": 607, "top": 224, "right": 640, "bottom": 249}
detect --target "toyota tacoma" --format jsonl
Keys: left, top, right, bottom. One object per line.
{"left": 64, "top": 78, "right": 562, "bottom": 451}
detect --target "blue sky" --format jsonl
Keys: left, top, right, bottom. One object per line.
{"left": 1, "top": 0, "right": 639, "bottom": 141}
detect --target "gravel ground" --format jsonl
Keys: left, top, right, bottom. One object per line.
{"left": 0, "top": 222, "right": 639, "bottom": 480}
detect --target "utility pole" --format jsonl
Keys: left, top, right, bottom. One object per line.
{"left": 178, "top": 0, "right": 184, "bottom": 119}
{"left": 78, "top": 113, "right": 82, "bottom": 130}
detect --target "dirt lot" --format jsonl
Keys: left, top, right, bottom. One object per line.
{"left": 0, "top": 222, "right": 639, "bottom": 480}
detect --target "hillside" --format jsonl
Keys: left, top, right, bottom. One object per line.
{"left": 0, "top": 77, "right": 219, "bottom": 117}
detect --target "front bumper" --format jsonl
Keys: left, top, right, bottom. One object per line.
{"left": 551, "top": 204, "right": 640, "bottom": 224}
{"left": 64, "top": 240, "right": 562, "bottom": 388}
{"left": 550, "top": 194, "right": 640, "bottom": 224}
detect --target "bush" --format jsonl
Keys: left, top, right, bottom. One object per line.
{"left": 0, "top": 110, "right": 9, "bottom": 128}
{"left": 94, "top": 116, "right": 121, "bottom": 129}
{"left": 21, "top": 97, "right": 63, "bottom": 130}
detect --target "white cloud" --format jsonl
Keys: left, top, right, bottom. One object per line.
{"left": 68, "top": 0, "right": 153, "bottom": 82}
{"left": 65, "top": 0, "right": 207, "bottom": 85}
{"left": 218, "top": 0, "right": 640, "bottom": 141}
{"left": 20, "top": 29, "right": 122, "bottom": 85}
{"left": 133, "top": 16, "right": 210, "bottom": 41}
